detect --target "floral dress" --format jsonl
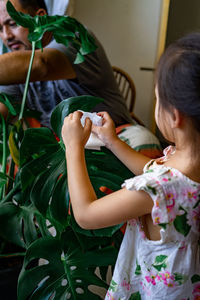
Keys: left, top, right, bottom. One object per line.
{"left": 105, "top": 147, "right": 200, "bottom": 300}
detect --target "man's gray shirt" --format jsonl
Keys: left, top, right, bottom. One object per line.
{"left": 0, "top": 32, "right": 133, "bottom": 128}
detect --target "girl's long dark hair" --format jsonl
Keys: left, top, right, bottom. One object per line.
{"left": 156, "top": 32, "right": 200, "bottom": 132}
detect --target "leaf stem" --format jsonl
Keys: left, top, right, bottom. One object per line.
{"left": 19, "top": 41, "right": 36, "bottom": 120}
{"left": 0, "top": 252, "right": 25, "bottom": 258}
{"left": 7, "top": 158, "right": 15, "bottom": 193}
{"left": 1, "top": 181, "right": 21, "bottom": 203}
{"left": 0, "top": 114, "right": 7, "bottom": 200}
{"left": 0, "top": 114, "right": 7, "bottom": 174}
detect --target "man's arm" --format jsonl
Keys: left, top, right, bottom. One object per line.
{"left": 0, "top": 47, "right": 76, "bottom": 85}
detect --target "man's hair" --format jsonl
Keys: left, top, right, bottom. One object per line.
{"left": 18, "top": 0, "right": 48, "bottom": 15}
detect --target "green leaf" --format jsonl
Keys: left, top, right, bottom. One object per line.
{"left": 191, "top": 274, "right": 200, "bottom": 284}
{"left": 0, "top": 168, "right": 51, "bottom": 248}
{"left": 146, "top": 185, "right": 157, "bottom": 195}
{"left": 0, "top": 172, "right": 8, "bottom": 188}
{"left": 108, "top": 279, "right": 118, "bottom": 293}
{"left": 7, "top": 1, "right": 35, "bottom": 30}
{"left": 50, "top": 95, "right": 104, "bottom": 139}
{"left": 7, "top": 95, "right": 135, "bottom": 298}
{"left": 152, "top": 255, "right": 167, "bottom": 271}
{"left": 0, "top": 189, "right": 51, "bottom": 248}
{"left": 74, "top": 52, "right": 85, "bottom": 64}
{"left": 174, "top": 272, "right": 188, "bottom": 285}
{"left": 129, "top": 292, "right": 142, "bottom": 300}
{"left": 174, "top": 212, "right": 191, "bottom": 236}
{"left": 0, "top": 202, "right": 25, "bottom": 248}
{"left": 30, "top": 148, "right": 66, "bottom": 216}
{"left": 0, "top": 201, "right": 38, "bottom": 248}
{"left": 20, "top": 127, "right": 58, "bottom": 167}
{"left": 159, "top": 223, "right": 167, "bottom": 229}
{"left": 21, "top": 139, "right": 128, "bottom": 236}
{"left": 0, "top": 93, "right": 17, "bottom": 116}
{"left": 50, "top": 175, "right": 70, "bottom": 227}
{"left": 20, "top": 97, "right": 132, "bottom": 238}
{"left": 18, "top": 230, "right": 117, "bottom": 300}
{"left": 8, "top": 127, "right": 20, "bottom": 165}
{"left": 8, "top": 120, "right": 24, "bottom": 166}
{"left": 7, "top": 1, "right": 97, "bottom": 63}
{"left": 135, "top": 261, "right": 141, "bottom": 276}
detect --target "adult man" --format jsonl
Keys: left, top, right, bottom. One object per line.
{"left": 0, "top": 0, "right": 133, "bottom": 128}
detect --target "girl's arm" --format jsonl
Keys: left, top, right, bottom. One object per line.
{"left": 62, "top": 111, "right": 153, "bottom": 229}
{"left": 92, "top": 112, "right": 151, "bottom": 175}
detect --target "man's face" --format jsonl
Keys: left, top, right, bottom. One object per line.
{"left": 0, "top": 0, "right": 32, "bottom": 51}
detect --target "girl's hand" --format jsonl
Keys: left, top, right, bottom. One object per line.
{"left": 92, "top": 112, "right": 119, "bottom": 149}
{"left": 61, "top": 111, "right": 92, "bottom": 150}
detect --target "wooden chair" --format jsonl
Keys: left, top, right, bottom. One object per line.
{"left": 112, "top": 66, "right": 144, "bottom": 125}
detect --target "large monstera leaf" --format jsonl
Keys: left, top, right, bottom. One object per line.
{"left": 0, "top": 201, "right": 50, "bottom": 249}
{"left": 50, "top": 95, "right": 104, "bottom": 139}
{"left": 0, "top": 93, "right": 17, "bottom": 172}
{"left": 0, "top": 175, "right": 52, "bottom": 248}
{"left": 20, "top": 96, "right": 132, "bottom": 237}
{"left": 7, "top": 1, "right": 97, "bottom": 64}
{"left": 18, "top": 229, "right": 118, "bottom": 300}
{"left": 18, "top": 96, "right": 133, "bottom": 299}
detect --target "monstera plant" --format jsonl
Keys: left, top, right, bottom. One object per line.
{"left": 0, "top": 2, "right": 133, "bottom": 299}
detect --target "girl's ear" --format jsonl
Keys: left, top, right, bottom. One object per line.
{"left": 36, "top": 8, "right": 47, "bottom": 16}
{"left": 169, "top": 107, "right": 183, "bottom": 128}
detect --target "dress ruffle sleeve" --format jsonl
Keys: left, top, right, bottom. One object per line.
{"left": 121, "top": 167, "right": 171, "bottom": 226}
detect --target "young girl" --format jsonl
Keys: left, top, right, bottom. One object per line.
{"left": 61, "top": 33, "right": 200, "bottom": 299}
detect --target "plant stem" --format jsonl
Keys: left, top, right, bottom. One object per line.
{"left": 7, "top": 158, "right": 15, "bottom": 193}
{"left": 0, "top": 114, "right": 7, "bottom": 174}
{"left": 1, "top": 181, "right": 21, "bottom": 204}
{"left": 19, "top": 41, "right": 36, "bottom": 120}
{"left": 0, "top": 114, "right": 7, "bottom": 200}
{"left": 0, "top": 252, "right": 25, "bottom": 258}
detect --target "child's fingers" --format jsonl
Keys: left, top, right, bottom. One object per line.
{"left": 92, "top": 124, "right": 101, "bottom": 135}
{"left": 97, "top": 111, "right": 110, "bottom": 123}
{"left": 84, "top": 117, "right": 92, "bottom": 132}
{"left": 63, "top": 113, "right": 73, "bottom": 127}
{"left": 96, "top": 111, "right": 108, "bottom": 117}
{"left": 72, "top": 110, "right": 83, "bottom": 121}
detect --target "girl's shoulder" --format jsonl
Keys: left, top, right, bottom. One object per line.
{"left": 144, "top": 145, "right": 200, "bottom": 187}
{"left": 144, "top": 145, "right": 175, "bottom": 172}
{"left": 123, "top": 151, "right": 200, "bottom": 234}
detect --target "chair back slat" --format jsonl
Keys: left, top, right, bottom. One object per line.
{"left": 112, "top": 66, "right": 144, "bottom": 126}
{"left": 112, "top": 66, "right": 135, "bottom": 112}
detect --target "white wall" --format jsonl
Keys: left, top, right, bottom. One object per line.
{"left": 73, "top": 0, "right": 163, "bottom": 129}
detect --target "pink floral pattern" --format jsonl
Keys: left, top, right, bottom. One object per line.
{"left": 187, "top": 206, "right": 200, "bottom": 233}
{"left": 192, "top": 281, "right": 200, "bottom": 300}
{"left": 105, "top": 148, "right": 200, "bottom": 300}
